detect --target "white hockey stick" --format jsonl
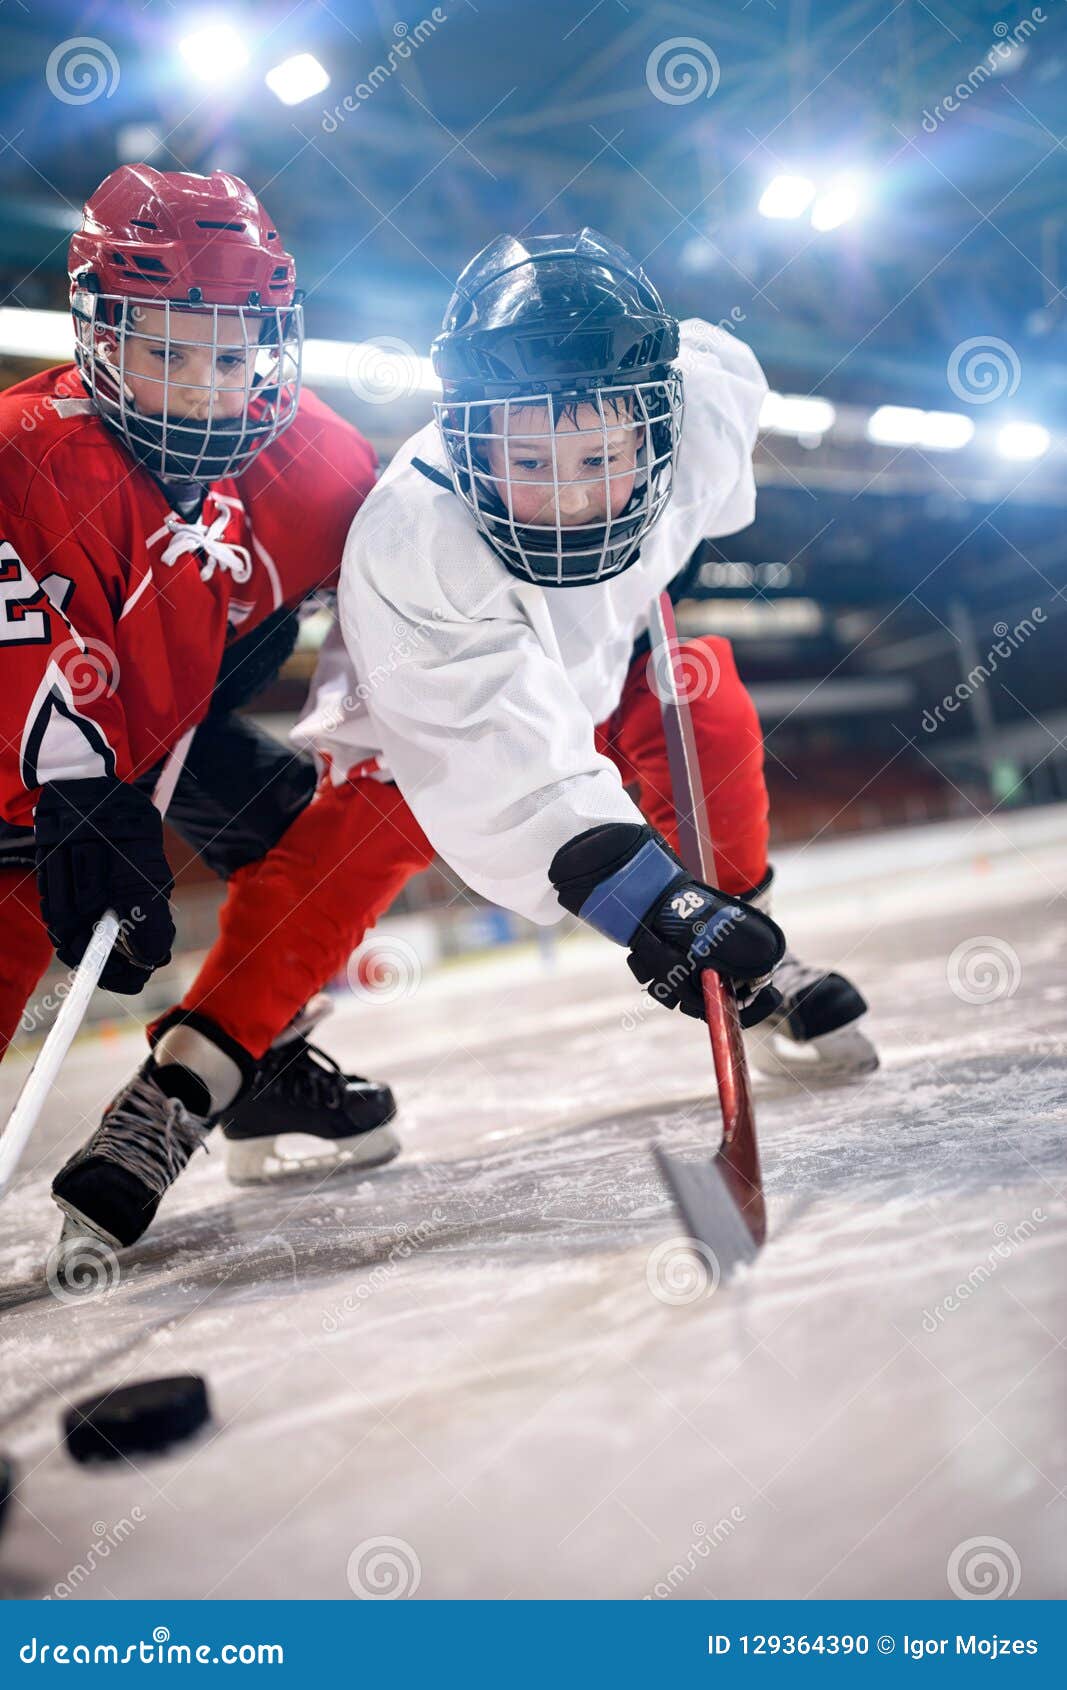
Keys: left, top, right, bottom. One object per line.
{"left": 0, "top": 727, "right": 195, "bottom": 1201}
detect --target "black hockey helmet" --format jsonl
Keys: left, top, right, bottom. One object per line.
{"left": 431, "top": 230, "right": 684, "bottom": 587}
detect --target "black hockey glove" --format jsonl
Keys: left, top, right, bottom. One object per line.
{"left": 34, "top": 778, "right": 175, "bottom": 993}
{"left": 549, "top": 823, "right": 785, "bottom": 1027}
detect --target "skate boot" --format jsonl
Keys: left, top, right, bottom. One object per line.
{"left": 51, "top": 1065, "right": 213, "bottom": 1250}
{"left": 220, "top": 997, "right": 400, "bottom": 1185}
{"left": 741, "top": 870, "right": 878, "bottom": 1080}
{"left": 745, "top": 951, "right": 879, "bottom": 1079}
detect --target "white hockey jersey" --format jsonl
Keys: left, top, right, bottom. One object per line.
{"left": 294, "top": 319, "right": 768, "bottom": 923}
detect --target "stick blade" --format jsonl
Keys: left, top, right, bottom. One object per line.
{"left": 652, "top": 1142, "right": 760, "bottom": 1276}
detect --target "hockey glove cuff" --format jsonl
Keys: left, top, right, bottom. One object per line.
{"left": 549, "top": 823, "right": 785, "bottom": 1025}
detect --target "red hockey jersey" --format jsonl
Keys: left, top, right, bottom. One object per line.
{"left": 0, "top": 366, "right": 377, "bottom": 827}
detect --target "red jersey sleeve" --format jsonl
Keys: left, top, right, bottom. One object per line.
{"left": 0, "top": 498, "right": 133, "bottom": 826}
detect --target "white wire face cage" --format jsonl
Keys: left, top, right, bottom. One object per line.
{"left": 434, "top": 370, "right": 685, "bottom": 587}
{"left": 71, "top": 289, "right": 303, "bottom": 484}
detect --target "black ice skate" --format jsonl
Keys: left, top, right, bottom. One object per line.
{"left": 744, "top": 952, "right": 879, "bottom": 1080}
{"left": 220, "top": 998, "right": 400, "bottom": 1185}
{"left": 51, "top": 1068, "right": 213, "bottom": 1250}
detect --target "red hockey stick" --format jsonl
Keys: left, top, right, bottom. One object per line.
{"left": 648, "top": 591, "right": 766, "bottom": 1268}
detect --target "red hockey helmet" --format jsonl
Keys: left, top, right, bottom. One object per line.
{"left": 68, "top": 165, "right": 303, "bottom": 483}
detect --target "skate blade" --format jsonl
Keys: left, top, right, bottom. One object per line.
{"left": 225, "top": 1122, "right": 402, "bottom": 1186}
{"left": 745, "top": 1020, "right": 880, "bottom": 1082}
{"left": 53, "top": 1198, "right": 123, "bottom": 1253}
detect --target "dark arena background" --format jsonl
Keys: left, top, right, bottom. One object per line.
{"left": 0, "top": 0, "right": 1063, "bottom": 1623}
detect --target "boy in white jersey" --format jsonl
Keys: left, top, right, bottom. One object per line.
{"left": 297, "top": 230, "right": 876, "bottom": 1073}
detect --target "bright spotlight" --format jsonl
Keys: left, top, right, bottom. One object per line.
{"left": 301, "top": 338, "right": 440, "bottom": 394}
{"left": 758, "top": 175, "right": 816, "bottom": 220}
{"left": 810, "top": 176, "right": 862, "bottom": 232}
{"left": 867, "top": 406, "right": 974, "bottom": 451}
{"left": 996, "top": 421, "right": 1051, "bottom": 461}
{"left": 921, "top": 411, "right": 975, "bottom": 451}
{"left": 178, "top": 22, "right": 250, "bottom": 83}
{"left": 867, "top": 406, "right": 925, "bottom": 446}
{"left": 760, "top": 392, "right": 836, "bottom": 438}
{"left": 116, "top": 123, "right": 164, "bottom": 163}
{"left": 265, "top": 52, "right": 330, "bottom": 106}
{"left": 0, "top": 307, "right": 75, "bottom": 360}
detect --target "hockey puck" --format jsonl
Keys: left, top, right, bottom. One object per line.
{"left": 64, "top": 1375, "right": 211, "bottom": 1464}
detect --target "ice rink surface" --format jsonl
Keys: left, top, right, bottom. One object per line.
{"left": 1, "top": 807, "right": 1064, "bottom": 1601}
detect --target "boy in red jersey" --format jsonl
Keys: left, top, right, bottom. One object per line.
{"left": 0, "top": 166, "right": 404, "bottom": 1248}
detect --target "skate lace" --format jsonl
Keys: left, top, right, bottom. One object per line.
{"left": 92, "top": 1073, "right": 210, "bottom": 1197}
{"left": 772, "top": 950, "right": 827, "bottom": 1000}
{"left": 274, "top": 1041, "right": 356, "bottom": 1111}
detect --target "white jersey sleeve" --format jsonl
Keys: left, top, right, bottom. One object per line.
{"left": 333, "top": 471, "right": 644, "bottom": 924}
{"left": 674, "top": 319, "right": 767, "bottom": 542}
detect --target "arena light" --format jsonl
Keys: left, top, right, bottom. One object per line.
{"left": 178, "top": 21, "right": 250, "bottom": 83}
{"left": 0, "top": 310, "right": 440, "bottom": 393}
{"left": 996, "top": 421, "right": 1051, "bottom": 461}
{"left": 760, "top": 391, "right": 836, "bottom": 438}
{"left": 921, "top": 410, "right": 975, "bottom": 450}
{"left": 301, "top": 337, "right": 440, "bottom": 393}
{"left": 0, "top": 307, "right": 74, "bottom": 360}
{"left": 867, "top": 405, "right": 925, "bottom": 446}
{"left": 116, "top": 123, "right": 164, "bottom": 163}
{"left": 810, "top": 175, "right": 862, "bottom": 232}
{"left": 758, "top": 174, "right": 816, "bottom": 220}
{"left": 867, "top": 406, "right": 974, "bottom": 451}
{"left": 265, "top": 53, "right": 330, "bottom": 106}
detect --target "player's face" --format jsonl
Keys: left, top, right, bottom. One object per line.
{"left": 484, "top": 400, "right": 641, "bottom": 527}
{"left": 119, "top": 304, "right": 254, "bottom": 421}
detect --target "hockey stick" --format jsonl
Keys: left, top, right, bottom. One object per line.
{"left": 0, "top": 727, "right": 195, "bottom": 1202}
{"left": 647, "top": 592, "right": 766, "bottom": 1270}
